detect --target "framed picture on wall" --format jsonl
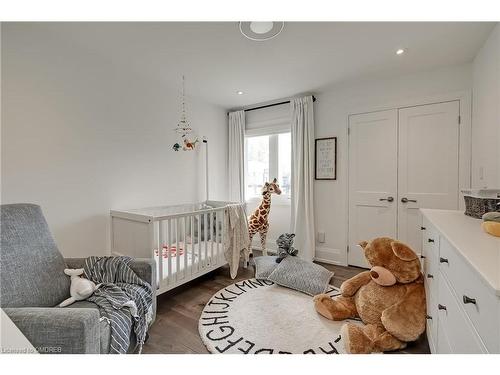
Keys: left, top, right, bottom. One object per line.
{"left": 315, "top": 137, "right": 337, "bottom": 180}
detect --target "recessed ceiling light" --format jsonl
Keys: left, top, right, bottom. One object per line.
{"left": 396, "top": 48, "right": 406, "bottom": 55}
{"left": 239, "top": 22, "right": 285, "bottom": 41}
{"left": 250, "top": 22, "right": 274, "bottom": 35}
{"left": 237, "top": 91, "right": 244, "bottom": 95}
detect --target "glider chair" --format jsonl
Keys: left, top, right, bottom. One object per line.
{"left": 0, "top": 204, "right": 156, "bottom": 354}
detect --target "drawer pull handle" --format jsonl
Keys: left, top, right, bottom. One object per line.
{"left": 438, "top": 304, "right": 447, "bottom": 311}
{"left": 379, "top": 197, "right": 394, "bottom": 202}
{"left": 428, "top": 238, "right": 435, "bottom": 243}
{"left": 463, "top": 296, "right": 477, "bottom": 305}
{"left": 439, "top": 257, "right": 449, "bottom": 264}
{"left": 401, "top": 197, "right": 417, "bottom": 203}
{"left": 427, "top": 274, "right": 434, "bottom": 279}
{"left": 420, "top": 255, "right": 426, "bottom": 259}
{"left": 421, "top": 226, "right": 426, "bottom": 230}
{"left": 426, "top": 315, "right": 432, "bottom": 320}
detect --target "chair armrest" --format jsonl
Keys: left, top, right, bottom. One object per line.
{"left": 65, "top": 257, "right": 157, "bottom": 323}
{"left": 64, "top": 257, "right": 156, "bottom": 286}
{"left": 3, "top": 307, "right": 100, "bottom": 354}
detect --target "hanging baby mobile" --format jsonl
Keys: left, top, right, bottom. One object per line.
{"left": 172, "top": 75, "right": 199, "bottom": 151}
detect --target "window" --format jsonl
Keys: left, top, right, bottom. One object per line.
{"left": 245, "top": 132, "right": 291, "bottom": 202}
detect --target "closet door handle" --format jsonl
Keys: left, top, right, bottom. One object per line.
{"left": 379, "top": 197, "right": 394, "bottom": 202}
{"left": 427, "top": 274, "right": 434, "bottom": 279}
{"left": 428, "top": 238, "right": 435, "bottom": 243}
{"left": 426, "top": 315, "right": 433, "bottom": 320}
{"left": 463, "top": 296, "right": 477, "bottom": 305}
{"left": 440, "top": 257, "right": 449, "bottom": 264}
{"left": 401, "top": 197, "right": 417, "bottom": 203}
{"left": 421, "top": 226, "right": 426, "bottom": 230}
{"left": 420, "top": 255, "right": 426, "bottom": 259}
{"left": 438, "top": 304, "right": 447, "bottom": 311}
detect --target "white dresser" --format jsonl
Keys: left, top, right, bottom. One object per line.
{"left": 421, "top": 209, "right": 500, "bottom": 353}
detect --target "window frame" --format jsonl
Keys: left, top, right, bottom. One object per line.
{"left": 244, "top": 128, "right": 291, "bottom": 205}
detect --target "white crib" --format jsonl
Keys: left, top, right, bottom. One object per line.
{"left": 110, "top": 201, "right": 242, "bottom": 295}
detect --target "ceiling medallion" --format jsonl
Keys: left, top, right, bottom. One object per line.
{"left": 239, "top": 22, "right": 285, "bottom": 41}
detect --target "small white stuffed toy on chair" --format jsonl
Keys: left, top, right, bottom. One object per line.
{"left": 59, "top": 269, "right": 100, "bottom": 307}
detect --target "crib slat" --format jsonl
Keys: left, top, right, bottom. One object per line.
{"left": 204, "top": 213, "right": 208, "bottom": 267}
{"left": 210, "top": 212, "right": 214, "bottom": 265}
{"left": 184, "top": 216, "right": 188, "bottom": 277}
{"left": 176, "top": 218, "right": 180, "bottom": 281}
{"left": 167, "top": 219, "right": 172, "bottom": 285}
{"left": 217, "top": 210, "right": 222, "bottom": 264}
{"left": 190, "top": 215, "right": 195, "bottom": 273}
{"left": 221, "top": 208, "right": 226, "bottom": 265}
{"left": 197, "top": 213, "right": 202, "bottom": 269}
{"left": 158, "top": 221, "right": 164, "bottom": 287}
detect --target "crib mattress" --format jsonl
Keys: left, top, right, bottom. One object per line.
{"left": 153, "top": 241, "right": 222, "bottom": 283}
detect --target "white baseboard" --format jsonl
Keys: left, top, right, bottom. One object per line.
{"left": 314, "top": 246, "right": 347, "bottom": 266}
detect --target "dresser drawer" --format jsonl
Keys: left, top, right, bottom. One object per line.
{"left": 439, "top": 236, "right": 499, "bottom": 352}
{"left": 426, "top": 291, "right": 438, "bottom": 351}
{"left": 436, "top": 318, "right": 453, "bottom": 354}
{"left": 437, "top": 275, "right": 486, "bottom": 353}
{"left": 424, "top": 269, "right": 438, "bottom": 311}
{"left": 422, "top": 218, "right": 440, "bottom": 263}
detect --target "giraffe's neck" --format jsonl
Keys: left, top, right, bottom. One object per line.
{"left": 258, "top": 192, "right": 272, "bottom": 218}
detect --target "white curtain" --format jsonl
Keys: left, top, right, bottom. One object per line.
{"left": 228, "top": 110, "right": 245, "bottom": 202}
{"left": 290, "top": 96, "right": 316, "bottom": 261}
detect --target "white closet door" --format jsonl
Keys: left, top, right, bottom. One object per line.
{"left": 398, "top": 101, "right": 460, "bottom": 254}
{"left": 348, "top": 110, "right": 398, "bottom": 268}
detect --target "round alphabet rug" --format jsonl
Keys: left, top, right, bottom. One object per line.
{"left": 198, "top": 278, "right": 360, "bottom": 354}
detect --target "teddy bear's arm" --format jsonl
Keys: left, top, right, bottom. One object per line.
{"left": 380, "top": 283, "right": 426, "bottom": 342}
{"left": 340, "top": 271, "right": 372, "bottom": 297}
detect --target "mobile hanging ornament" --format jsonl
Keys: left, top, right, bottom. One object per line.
{"left": 172, "top": 75, "right": 198, "bottom": 151}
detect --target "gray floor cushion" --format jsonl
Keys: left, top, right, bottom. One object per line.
{"left": 267, "top": 256, "right": 333, "bottom": 296}
{"left": 253, "top": 256, "right": 278, "bottom": 279}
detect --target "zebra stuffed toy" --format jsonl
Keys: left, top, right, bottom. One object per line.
{"left": 276, "top": 233, "right": 299, "bottom": 263}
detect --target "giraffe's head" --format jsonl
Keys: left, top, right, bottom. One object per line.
{"left": 262, "top": 178, "right": 282, "bottom": 196}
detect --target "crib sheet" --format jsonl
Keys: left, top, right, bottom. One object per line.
{"left": 153, "top": 241, "right": 220, "bottom": 283}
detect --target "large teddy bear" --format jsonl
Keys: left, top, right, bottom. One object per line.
{"left": 313, "top": 237, "right": 426, "bottom": 353}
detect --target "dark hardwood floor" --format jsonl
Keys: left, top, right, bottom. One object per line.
{"left": 142, "top": 259, "right": 430, "bottom": 354}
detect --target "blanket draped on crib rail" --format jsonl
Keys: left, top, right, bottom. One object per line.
{"left": 224, "top": 204, "right": 250, "bottom": 279}
{"left": 83, "top": 256, "right": 153, "bottom": 354}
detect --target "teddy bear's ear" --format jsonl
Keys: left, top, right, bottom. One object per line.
{"left": 358, "top": 240, "right": 368, "bottom": 249}
{"left": 390, "top": 241, "right": 417, "bottom": 261}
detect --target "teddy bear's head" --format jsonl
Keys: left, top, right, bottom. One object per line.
{"left": 359, "top": 237, "right": 421, "bottom": 286}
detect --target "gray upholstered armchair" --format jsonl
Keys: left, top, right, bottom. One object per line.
{"left": 0, "top": 204, "right": 156, "bottom": 354}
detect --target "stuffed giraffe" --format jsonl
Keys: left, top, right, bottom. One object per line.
{"left": 248, "top": 178, "right": 282, "bottom": 256}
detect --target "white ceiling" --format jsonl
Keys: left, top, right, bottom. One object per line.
{"left": 9, "top": 22, "right": 496, "bottom": 108}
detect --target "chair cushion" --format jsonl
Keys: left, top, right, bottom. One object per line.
{"left": 267, "top": 256, "right": 333, "bottom": 296}
{"left": 1, "top": 204, "right": 70, "bottom": 307}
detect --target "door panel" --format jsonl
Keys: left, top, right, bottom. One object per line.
{"left": 398, "top": 101, "right": 460, "bottom": 254}
{"left": 348, "top": 110, "right": 398, "bottom": 268}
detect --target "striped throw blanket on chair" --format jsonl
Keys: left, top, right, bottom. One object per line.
{"left": 83, "top": 256, "right": 153, "bottom": 354}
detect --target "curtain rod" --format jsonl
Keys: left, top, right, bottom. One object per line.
{"left": 227, "top": 95, "right": 316, "bottom": 116}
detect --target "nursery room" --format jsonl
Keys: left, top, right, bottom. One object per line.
{"left": 1, "top": 1, "right": 500, "bottom": 368}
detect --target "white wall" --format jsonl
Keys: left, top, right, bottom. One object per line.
{"left": 471, "top": 24, "right": 500, "bottom": 189}
{"left": 313, "top": 63, "right": 473, "bottom": 265}
{"left": 1, "top": 24, "right": 227, "bottom": 257}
